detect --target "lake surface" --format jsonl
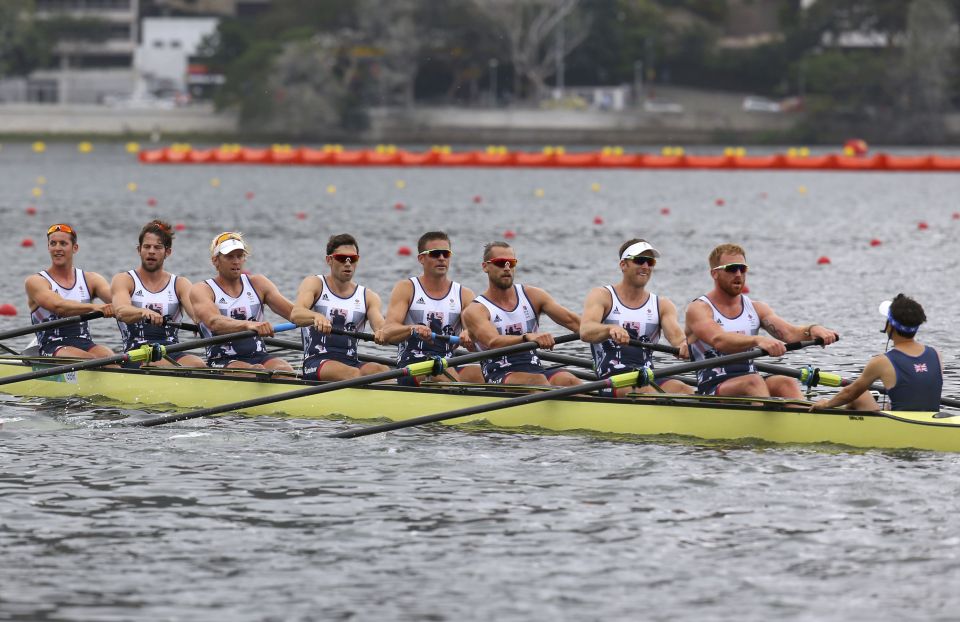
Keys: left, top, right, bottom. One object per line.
{"left": 1, "top": 143, "right": 959, "bottom": 621}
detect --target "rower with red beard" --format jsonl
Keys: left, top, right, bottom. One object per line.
{"left": 685, "top": 243, "right": 838, "bottom": 398}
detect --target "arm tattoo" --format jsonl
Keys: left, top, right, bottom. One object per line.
{"left": 761, "top": 319, "right": 784, "bottom": 340}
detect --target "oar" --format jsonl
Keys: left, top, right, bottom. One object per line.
{"left": 0, "top": 322, "right": 296, "bottom": 387}
{"left": 333, "top": 339, "right": 824, "bottom": 438}
{"left": 134, "top": 333, "right": 580, "bottom": 427}
{"left": 0, "top": 311, "right": 104, "bottom": 341}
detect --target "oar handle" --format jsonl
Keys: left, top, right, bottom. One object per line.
{"left": 0, "top": 310, "right": 104, "bottom": 341}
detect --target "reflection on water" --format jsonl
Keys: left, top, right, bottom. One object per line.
{"left": 1, "top": 145, "right": 959, "bottom": 620}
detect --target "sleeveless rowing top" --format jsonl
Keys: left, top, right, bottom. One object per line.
{"left": 473, "top": 284, "right": 540, "bottom": 373}
{"left": 397, "top": 277, "right": 463, "bottom": 365}
{"left": 31, "top": 268, "right": 93, "bottom": 346}
{"left": 117, "top": 270, "right": 182, "bottom": 351}
{"left": 301, "top": 276, "right": 367, "bottom": 361}
{"left": 591, "top": 287, "right": 661, "bottom": 378}
{"left": 885, "top": 346, "right": 942, "bottom": 411}
{"left": 199, "top": 274, "right": 267, "bottom": 360}
{"left": 689, "top": 294, "right": 761, "bottom": 391}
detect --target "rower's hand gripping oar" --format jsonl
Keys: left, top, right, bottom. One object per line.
{"left": 134, "top": 333, "right": 579, "bottom": 427}
{"left": 0, "top": 311, "right": 104, "bottom": 341}
{"left": 334, "top": 339, "right": 825, "bottom": 439}
{"left": 0, "top": 323, "right": 296, "bottom": 387}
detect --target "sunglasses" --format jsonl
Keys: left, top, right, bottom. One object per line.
{"left": 419, "top": 249, "right": 453, "bottom": 259}
{"left": 713, "top": 262, "right": 749, "bottom": 274}
{"left": 214, "top": 232, "right": 241, "bottom": 245}
{"left": 329, "top": 253, "right": 360, "bottom": 264}
{"left": 47, "top": 223, "right": 75, "bottom": 235}
{"left": 627, "top": 255, "right": 656, "bottom": 267}
{"left": 486, "top": 257, "right": 518, "bottom": 268}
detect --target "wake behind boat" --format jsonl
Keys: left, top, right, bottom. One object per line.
{"left": 0, "top": 355, "right": 957, "bottom": 452}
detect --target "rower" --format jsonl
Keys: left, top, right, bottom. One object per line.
{"left": 25, "top": 223, "right": 115, "bottom": 358}
{"left": 291, "top": 234, "right": 390, "bottom": 381}
{"left": 190, "top": 232, "right": 294, "bottom": 371}
{"left": 110, "top": 220, "right": 205, "bottom": 368}
{"left": 685, "top": 243, "right": 838, "bottom": 398}
{"left": 580, "top": 238, "right": 694, "bottom": 396}
{"left": 461, "top": 241, "right": 581, "bottom": 386}
{"left": 811, "top": 294, "right": 941, "bottom": 411}
{"left": 378, "top": 230, "right": 482, "bottom": 385}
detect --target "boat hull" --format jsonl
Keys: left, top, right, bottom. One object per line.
{"left": 0, "top": 360, "right": 957, "bottom": 451}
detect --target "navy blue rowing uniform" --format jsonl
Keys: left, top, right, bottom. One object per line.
{"left": 885, "top": 346, "right": 942, "bottom": 411}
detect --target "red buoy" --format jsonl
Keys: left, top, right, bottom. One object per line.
{"left": 295, "top": 211, "right": 307, "bottom": 220}
{"left": 953, "top": 212, "right": 960, "bottom": 220}
{"left": 660, "top": 207, "right": 670, "bottom": 215}
{"left": 918, "top": 221, "right": 929, "bottom": 230}
{"left": 398, "top": 246, "right": 412, "bottom": 256}
{"left": 147, "top": 198, "right": 157, "bottom": 207}
{"left": 503, "top": 230, "right": 516, "bottom": 239}
{"left": 473, "top": 195, "right": 483, "bottom": 204}
{"left": 394, "top": 202, "right": 405, "bottom": 211}
{"left": 869, "top": 238, "right": 882, "bottom": 247}
{"left": 843, "top": 138, "right": 868, "bottom": 156}
{"left": 593, "top": 216, "right": 604, "bottom": 225}
{"left": 21, "top": 238, "right": 34, "bottom": 248}
{"left": 715, "top": 199, "right": 725, "bottom": 206}
{"left": 0, "top": 304, "right": 17, "bottom": 316}
{"left": 25, "top": 206, "right": 37, "bottom": 215}
{"left": 174, "top": 223, "right": 186, "bottom": 231}
{"left": 817, "top": 256, "right": 831, "bottom": 265}
{"left": 245, "top": 191, "right": 255, "bottom": 200}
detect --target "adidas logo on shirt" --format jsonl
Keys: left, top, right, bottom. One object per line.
{"left": 134, "top": 290, "right": 143, "bottom": 296}
{"left": 612, "top": 306, "right": 621, "bottom": 315}
{"left": 416, "top": 297, "right": 425, "bottom": 304}
{"left": 321, "top": 294, "right": 329, "bottom": 301}
{"left": 494, "top": 314, "right": 502, "bottom": 322}
{"left": 218, "top": 297, "right": 227, "bottom": 304}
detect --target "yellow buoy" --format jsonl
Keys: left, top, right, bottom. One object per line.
{"left": 78, "top": 142, "right": 93, "bottom": 153}
{"left": 798, "top": 185, "right": 808, "bottom": 194}
{"left": 36, "top": 176, "right": 46, "bottom": 185}
{"left": 127, "top": 182, "right": 138, "bottom": 192}
{"left": 590, "top": 182, "right": 601, "bottom": 192}
{"left": 395, "top": 180, "right": 406, "bottom": 189}
{"left": 32, "top": 187, "right": 43, "bottom": 198}
{"left": 126, "top": 142, "right": 140, "bottom": 154}
{"left": 534, "top": 188, "right": 545, "bottom": 198}
{"left": 32, "top": 141, "right": 46, "bottom": 153}
{"left": 210, "top": 177, "right": 221, "bottom": 188}
{"left": 327, "top": 185, "right": 337, "bottom": 194}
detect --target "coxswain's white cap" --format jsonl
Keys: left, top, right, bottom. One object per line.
{"left": 620, "top": 241, "right": 661, "bottom": 260}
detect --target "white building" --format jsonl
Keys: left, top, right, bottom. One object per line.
{"left": 135, "top": 17, "right": 219, "bottom": 98}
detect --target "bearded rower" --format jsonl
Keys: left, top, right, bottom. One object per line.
{"left": 685, "top": 243, "right": 838, "bottom": 398}
{"left": 580, "top": 238, "right": 693, "bottom": 396}
{"left": 291, "top": 233, "right": 390, "bottom": 381}
{"left": 110, "top": 220, "right": 204, "bottom": 368}
{"left": 190, "top": 232, "right": 294, "bottom": 371}
{"left": 379, "top": 231, "right": 482, "bottom": 385}
{"left": 26, "top": 223, "right": 115, "bottom": 358}
{"left": 461, "top": 241, "right": 581, "bottom": 386}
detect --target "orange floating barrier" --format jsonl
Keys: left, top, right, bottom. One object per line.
{"left": 929, "top": 155, "right": 960, "bottom": 171}
{"left": 366, "top": 151, "right": 401, "bottom": 165}
{"left": 437, "top": 152, "right": 477, "bottom": 166}
{"left": 300, "top": 148, "right": 334, "bottom": 165}
{"left": 514, "top": 152, "right": 553, "bottom": 167}
{"left": 240, "top": 148, "right": 269, "bottom": 164}
{"left": 269, "top": 148, "right": 302, "bottom": 165}
{"left": 188, "top": 149, "right": 215, "bottom": 163}
{"left": 214, "top": 149, "right": 242, "bottom": 163}
{"left": 598, "top": 154, "right": 642, "bottom": 167}
{"left": 474, "top": 152, "right": 515, "bottom": 166}
{"left": 783, "top": 155, "right": 835, "bottom": 169}
{"left": 683, "top": 155, "right": 732, "bottom": 169}
{"left": 835, "top": 154, "right": 882, "bottom": 170}
{"left": 555, "top": 153, "right": 599, "bottom": 167}
{"left": 399, "top": 151, "right": 438, "bottom": 166}
{"left": 732, "top": 155, "right": 785, "bottom": 169}
{"left": 639, "top": 154, "right": 685, "bottom": 168}
{"left": 880, "top": 155, "right": 933, "bottom": 171}
{"left": 163, "top": 148, "right": 189, "bottom": 163}
{"left": 333, "top": 150, "right": 368, "bottom": 165}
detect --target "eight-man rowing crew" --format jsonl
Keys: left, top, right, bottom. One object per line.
{"left": 25, "top": 221, "right": 942, "bottom": 412}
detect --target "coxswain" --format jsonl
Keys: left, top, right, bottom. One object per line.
{"left": 685, "top": 243, "right": 838, "bottom": 398}
{"left": 190, "top": 232, "right": 294, "bottom": 371}
{"left": 291, "top": 233, "right": 390, "bottom": 381}
{"left": 811, "top": 294, "right": 941, "bottom": 411}
{"left": 461, "top": 241, "right": 581, "bottom": 386}
{"left": 110, "top": 219, "right": 205, "bottom": 368}
{"left": 580, "top": 238, "right": 694, "bottom": 396}
{"left": 378, "top": 231, "right": 482, "bottom": 385}
{"left": 25, "top": 223, "right": 114, "bottom": 358}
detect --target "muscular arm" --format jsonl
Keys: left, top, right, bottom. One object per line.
{"left": 189, "top": 281, "right": 264, "bottom": 335}
{"left": 462, "top": 301, "right": 518, "bottom": 349}
{"left": 26, "top": 274, "right": 112, "bottom": 317}
{"left": 812, "top": 355, "right": 888, "bottom": 410}
{"left": 379, "top": 280, "right": 419, "bottom": 344}
{"left": 685, "top": 299, "right": 782, "bottom": 355}
{"left": 755, "top": 301, "right": 838, "bottom": 345}
{"left": 110, "top": 272, "right": 156, "bottom": 324}
{"left": 579, "top": 287, "right": 613, "bottom": 343}
{"left": 175, "top": 276, "right": 197, "bottom": 323}
{"left": 290, "top": 276, "right": 325, "bottom": 328}
{"left": 528, "top": 286, "right": 581, "bottom": 334}
{"left": 253, "top": 274, "right": 294, "bottom": 321}
{"left": 658, "top": 297, "right": 689, "bottom": 359}
{"left": 365, "top": 289, "right": 385, "bottom": 332}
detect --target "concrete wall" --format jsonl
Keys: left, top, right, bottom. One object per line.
{"left": 0, "top": 103, "right": 238, "bottom": 135}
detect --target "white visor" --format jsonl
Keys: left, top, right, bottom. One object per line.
{"left": 215, "top": 238, "right": 247, "bottom": 256}
{"left": 620, "top": 241, "right": 661, "bottom": 260}
{"left": 878, "top": 300, "right": 892, "bottom": 318}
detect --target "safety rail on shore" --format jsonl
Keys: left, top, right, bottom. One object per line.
{"left": 137, "top": 145, "right": 960, "bottom": 172}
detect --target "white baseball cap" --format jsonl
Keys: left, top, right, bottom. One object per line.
{"left": 620, "top": 241, "right": 661, "bottom": 260}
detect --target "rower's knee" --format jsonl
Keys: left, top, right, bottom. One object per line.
{"left": 549, "top": 372, "right": 581, "bottom": 387}
{"left": 765, "top": 375, "right": 802, "bottom": 398}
